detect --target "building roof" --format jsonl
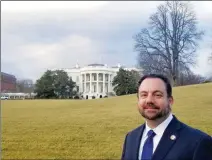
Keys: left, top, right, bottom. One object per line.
{"left": 87, "top": 63, "right": 105, "bottom": 67}
{"left": 1, "top": 72, "right": 16, "bottom": 78}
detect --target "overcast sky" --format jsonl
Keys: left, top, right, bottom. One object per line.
{"left": 2, "top": 1, "right": 212, "bottom": 82}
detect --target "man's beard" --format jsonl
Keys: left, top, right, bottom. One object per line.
{"left": 139, "top": 103, "right": 171, "bottom": 120}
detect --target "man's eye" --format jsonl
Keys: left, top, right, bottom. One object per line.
{"left": 155, "top": 94, "right": 162, "bottom": 97}
{"left": 140, "top": 94, "right": 147, "bottom": 97}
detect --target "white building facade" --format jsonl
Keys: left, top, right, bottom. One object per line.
{"left": 56, "top": 64, "right": 142, "bottom": 99}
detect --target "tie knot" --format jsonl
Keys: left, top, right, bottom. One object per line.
{"left": 147, "top": 130, "right": 156, "bottom": 138}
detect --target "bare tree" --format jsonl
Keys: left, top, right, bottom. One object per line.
{"left": 178, "top": 68, "right": 205, "bottom": 86}
{"left": 16, "top": 79, "right": 35, "bottom": 93}
{"left": 134, "top": 1, "right": 203, "bottom": 85}
{"left": 209, "top": 52, "right": 212, "bottom": 64}
{"left": 207, "top": 44, "right": 212, "bottom": 79}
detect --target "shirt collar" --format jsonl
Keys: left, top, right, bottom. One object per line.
{"left": 144, "top": 113, "right": 173, "bottom": 137}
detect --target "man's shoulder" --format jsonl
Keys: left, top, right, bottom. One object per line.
{"left": 124, "top": 118, "right": 211, "bottom": 140}
{"left": 180, "top": 121, "right": 212, "bottom": 153}
{"left": 179, "top": 120, "right": 211, "bottom": 139}
{"left": 126, "top": 124, "right": 145, "bottom": 137}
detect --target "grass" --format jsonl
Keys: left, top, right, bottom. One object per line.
{"left": 2, "top": 83, "right": 212, "bottom": 159}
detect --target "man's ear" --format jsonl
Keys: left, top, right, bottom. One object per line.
{"left": 169, "top": 96, "right": 174, "bottom": 106}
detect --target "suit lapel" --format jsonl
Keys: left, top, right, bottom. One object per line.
{"left": 152, "top": 116, "right": 182, "bottom": 160}
{"left": 132, "top": 124, "right": 145, "bottom": 160}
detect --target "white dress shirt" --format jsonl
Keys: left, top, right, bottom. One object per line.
{"left": 138, "top": 113, "right": 173, "bottom": 160}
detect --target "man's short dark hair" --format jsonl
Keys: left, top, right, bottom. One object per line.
{"left": 137, "top": 74, "right": 172, "bottom": 98}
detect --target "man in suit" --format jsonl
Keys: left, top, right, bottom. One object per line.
{"left": 121, "top": 74, "right": 212, "bottom": 160}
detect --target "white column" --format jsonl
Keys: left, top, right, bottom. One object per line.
{"left": 90, "top": 73, "right": 92, "bottom": 93}
{"left": 103, "top": 73, "right": 105, "bottom": 93}
{"left": 80, "top": 74, "right": 83, "bottom": 93}
{"left": 108, "top": 74, "right": 110, "bottom": 92}
{"left": 84, "top": 74, "right": 86, "bottom": 93}
{"left": 96, "top": 73, "right": 99, "bottom": 93}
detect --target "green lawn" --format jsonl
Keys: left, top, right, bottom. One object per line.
{"left": 2, "top": 83, "right": 212, "bottom": 159}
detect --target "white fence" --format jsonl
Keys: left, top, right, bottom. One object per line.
{"left": 1, "top": 92, "right": 37, "bottom": 100}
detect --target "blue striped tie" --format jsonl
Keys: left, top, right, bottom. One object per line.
{"left": 141, "top": 130, "right": 156, "bottom": 160}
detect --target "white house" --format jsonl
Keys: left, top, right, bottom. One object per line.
{"left": 54, "top": 63, "right": 142, "bottom": 99}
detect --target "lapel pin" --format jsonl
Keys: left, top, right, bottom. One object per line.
{"left": 170, "top": 135, "right": 176, "bottom": 140}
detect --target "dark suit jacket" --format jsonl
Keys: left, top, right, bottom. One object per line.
{"left": 121, "top": 115, "right": 212, "bottom": 160}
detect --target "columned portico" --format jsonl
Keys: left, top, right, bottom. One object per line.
{"left": 90, "top": 73, "right": 92, "bottom": 93}
{"left": 97, "top": 73, "right": 99, "bottom": 95}
{"left": 62, "top": 63, "right": 142, "bottom": 99}
{"left": 80, "top": 72, "right": 113, "bottom": 99}
{"left": 108, "top": 74, "right": 110, "bottom": 92}
{"left": 103, "top": 73, "right": 105, "bottom": 93}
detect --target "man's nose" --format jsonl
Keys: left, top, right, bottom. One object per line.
{"left": 146, "top": 94, "right": 154, "bottom": 103}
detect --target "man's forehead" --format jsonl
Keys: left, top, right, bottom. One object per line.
{"left": 139, "top": 78, "right": 166, "bottom": 91}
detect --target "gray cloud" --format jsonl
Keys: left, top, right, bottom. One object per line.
{"left": 2, "top": 1, "right": 212, "bottom": 81}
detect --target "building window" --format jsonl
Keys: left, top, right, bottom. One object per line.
{"left": 86, "top": 74, "right": 90, "bottom": 81}
{"left": 93, "top": 84, "right": 96, "bottom": 92}
{"left": 100, "top": 84, "right": 103, "bottom": 93}
{"left": 92, "top": 73, "right": 97, "bottom": 81}
{"left": 105, "top": 74, "right": 108, "bottom": 82}
{"left": 82, "top": 75, "right": 85, "bottom": 82}
{"left": 105, "top": 84, "right": 108, "bottom": 93}
{"left": 86, "top": 83, "right": 90, "bottom": 92}
{"left": 99, "top": 73, "right": 103, "bottom": 81}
